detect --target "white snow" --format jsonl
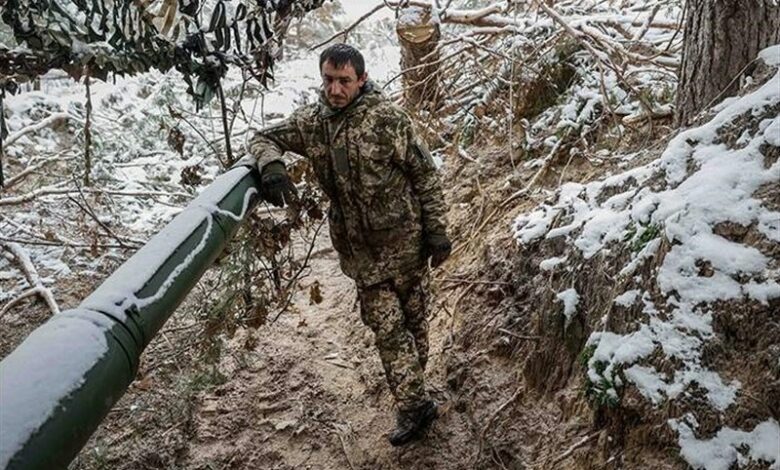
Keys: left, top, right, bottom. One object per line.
{"left": 624, "top": 364, "right": 666, "bottom": 404}
{"left": 397, "top": 6, "right": 426, "bottom": 28}
{"left": 764, "top": 116, "right": 780, "bottom": 147}
{"left": 743, "top": 279, "right": 780, "bottom": 305}
{"left": 758, "top": 44, "right": 780, "bottom": 66}
{"left": 514, "top": 52, "right": 780, "bottom": 462}
{"left": 556, "top": 288, "right": 580, "bottom": 325}
{"left": 613, "top": 289, "right": 639, "bottom": 307}
{"left": 539, "top": 256, "right": 567, "bottom": 271}
{"left": 669, "top": 418, "right": 780, "bottom": 470}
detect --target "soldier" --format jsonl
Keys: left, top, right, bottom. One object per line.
{"left": 241, "top": 43, "right": 451, "bottom": 446}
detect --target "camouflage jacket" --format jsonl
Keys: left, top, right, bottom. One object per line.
{"left": 247, "top": 82, "right": 448, "bottom": 287}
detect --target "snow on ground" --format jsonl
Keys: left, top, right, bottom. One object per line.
{"left": 670, "top": 418, "right": 780, "bottom": 470}
{"left": 556, "top": 287, "right": 579, "bottom": 326}
{"left": 513, "top": 51, "right": 780, "bottom": 468}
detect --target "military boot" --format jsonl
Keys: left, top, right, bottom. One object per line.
{"left": 388, "top": 400, "right": 438, "bottom": 446}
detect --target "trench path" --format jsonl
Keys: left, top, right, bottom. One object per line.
{"left": 186, "top": 231, "right": 474, "bottom": 469}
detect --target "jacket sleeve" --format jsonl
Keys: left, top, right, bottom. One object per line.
{"left": 243, "top": 110, "right": 308, "bottom": 171}
{"left": 393, "top": 112, "right": 448, "bottom": 237}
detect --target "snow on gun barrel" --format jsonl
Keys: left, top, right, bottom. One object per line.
{"left": 0, "top": 167, "right": 261, "bottom": 470}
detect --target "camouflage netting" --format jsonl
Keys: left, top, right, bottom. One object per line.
{"left": 0, "top": 0, "right": 327, "bottom": 105}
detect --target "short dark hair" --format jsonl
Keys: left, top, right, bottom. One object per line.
{"left": 319, "top": 43, "right": 365, "bottom": 77}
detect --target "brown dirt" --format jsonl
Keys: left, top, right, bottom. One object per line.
{"left": 48, "top": 228, "right": 483, "bottom": 470}
{"left": 176, "top": 232, "right": 478, "bottom": 470}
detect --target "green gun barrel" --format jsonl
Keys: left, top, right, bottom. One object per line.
{"left": 0, "top": 166, "right": 261, "bottom": 469}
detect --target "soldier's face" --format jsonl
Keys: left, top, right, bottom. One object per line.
{"left": 321, "top": 60, "right": 367, "bottom": 109}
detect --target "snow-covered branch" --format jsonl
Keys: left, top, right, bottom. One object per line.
{"left": 0, "top": 242, "right": 60, "bottom": 317}
{"left": 3, "top": 113, "right": 74, "bottom": 148}
{"left": 2, "top": 153, "right": 71, "bottom": 190}
{"left": 0, "top": 185, "right": 191, "bottom": 206}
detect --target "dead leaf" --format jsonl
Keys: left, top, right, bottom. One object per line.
{"left": 167, "top": 126, "right": 186, "bottom": 155}
{"left": 309, "top": 280, "right": 323, "bottom": 305}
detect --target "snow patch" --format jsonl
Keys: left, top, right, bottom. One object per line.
{"left": 539, "top": 256, "right": 567, "bottom": 271}
{"left": 669, "top": 418, "right": 780, "bottom": 470}
{"left": 758, "top": 44, "right": 780, "bottom": 67}
{"left": 556, "top": 288, "right": 579, "bottom": 325}
{"left": 624, "top": 364, "right": 666, "bottom": 404}
{"left": 614, "top": 289, "right": 639, "bottom": 307}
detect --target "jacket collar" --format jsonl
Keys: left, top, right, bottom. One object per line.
{"left": 318, "top": 80, "right": 383, "bottom": 119}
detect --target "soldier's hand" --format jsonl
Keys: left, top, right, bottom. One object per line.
{"left": 260, "top": 162, "right": 296, "bottom": 207}
{"left": 425, "top": 233, "right": 452, "bottom": 268}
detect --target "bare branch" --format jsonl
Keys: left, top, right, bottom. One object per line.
{"left": 3, "top": 113, "right": 74, "bottom": 148}
{"left": 552, "top": 432, "right": 600, "bottom": 465}
{"left": 1, "top": 242, "right": 60, "bottom": 317}
{"left": 2, "top": 152, "right": 72, "bottom": 191}
{"left": 310, "top": 3, "right": 386, "bottom": 50}
{"left": 0, "top": 184, "right": 190, "bottom": 206}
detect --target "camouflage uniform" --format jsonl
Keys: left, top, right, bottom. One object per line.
{"left": 247, "top": 82, "right": 447, "bottom": 409}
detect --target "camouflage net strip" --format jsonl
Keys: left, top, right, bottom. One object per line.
{"left": 0, "top": 0, "right": 327, "bottom": 105}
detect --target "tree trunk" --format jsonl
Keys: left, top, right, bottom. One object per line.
{"left": 675, "top": 0, "right": 780, "bottom": 126}
{"left": 396, "top": 6, "right": 441, "bottom": 111}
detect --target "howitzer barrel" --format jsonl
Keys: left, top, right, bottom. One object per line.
{"left": 0, "top": 166, "right": 261, "bottom": 469}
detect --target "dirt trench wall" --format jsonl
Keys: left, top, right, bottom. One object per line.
{"left": 444, "top": 56, "right": 780, "bottom": 470}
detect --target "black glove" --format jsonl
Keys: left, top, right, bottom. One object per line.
{"left": 425, "top": 232, "right": 452, "bottom": 268}
{"left": 260, "top": 162, "right": 296, "bottom": 207}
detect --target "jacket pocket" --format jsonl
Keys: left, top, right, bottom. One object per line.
{"left": 357, "top": 141, "right": 395, "bottom": 191}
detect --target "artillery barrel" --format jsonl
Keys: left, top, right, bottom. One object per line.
{"left": 0, "top": 166, "right": 261, "bottom": 469}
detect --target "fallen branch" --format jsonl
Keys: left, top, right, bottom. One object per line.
{"left": 0, "top": 184, "right": 191, "bottom": 206}
{"left": 552, "top": 432, "right": 600, "bottom": 465}
{"left": 0, "top": 287, "right": 49, "bottom": 318}
{"left": 332, "top": 430, "right": 356, "bottom": 470}
{"left": 3, "top": 112, "right": 73, "bottom": 148}
{"left": 457, "top": 146, "right": 478, "bottom": 163}
{"left": 436, "top": 277, "right": 511, "bottom": 286}
{"left": 620, "top": 104, "right": 673, "bottom": 125}
{"left": 387, "top": 1, "right": 518, "bottom": 28}
{"left": 1, "top": 242, "right": 60, "bottom": 317}
{"left": 2, "top": 153, "right": 70, "bottom": 191}
{"left": 0, "top": 213, "right": 80, "bottom": 246}
{"left": 83, "top": 70, "right": 93, "bottom": 186}
{"left": 384, "top": 1, "right": 679, "bottom": 31}
{"left": 532, "top": 0, "right": 657, "bottom": 118}
{"left": 0, "top": 236, "right": 136, "bottom": 250}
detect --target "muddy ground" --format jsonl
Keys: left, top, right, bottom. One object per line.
{"left": 3, "top": 227, "right": 482, "bottom": 470}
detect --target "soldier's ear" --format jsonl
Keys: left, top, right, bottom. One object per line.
{"left": 359, "top": 72, "right": 368, "bottom": 86}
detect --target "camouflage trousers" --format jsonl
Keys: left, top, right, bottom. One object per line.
{"left": 358, "top": 275, "right": 430, "bottom": 410}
